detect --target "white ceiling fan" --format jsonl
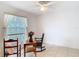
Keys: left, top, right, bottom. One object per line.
{"left": 35, "top": 1, "right": 54, "bottom": 12}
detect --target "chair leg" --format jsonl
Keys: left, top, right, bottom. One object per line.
{"left": 41, "top": 47, "right": 42, "bottom": 51}
{"left": 24, "top": 52, "right": 26, "bottom": 57}
{"left": 24, "top": 48, "right": 25, "bottom": 57}
{"left": 34, "top": 51, "right": 36, "bottom": 57}
{"left": 24, "top": 44, "right": 26, "bottom": 57}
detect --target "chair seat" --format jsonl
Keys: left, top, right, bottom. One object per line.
{"left": 36, "top": 40, "right": 41, "bottom": 42}
{"left": 26, "top": 47, "right": 36, "bottom": 52}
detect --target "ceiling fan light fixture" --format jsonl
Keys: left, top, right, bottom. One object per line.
{"left": 40, "top": 6, "right": 48, "bottom": 12}
{"left": 35, "top": 1, "right": 53, "bottom": 12}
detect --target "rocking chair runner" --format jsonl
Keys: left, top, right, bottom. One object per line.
{"left": 35, "top": 33, "right": 46, "bottom": 52}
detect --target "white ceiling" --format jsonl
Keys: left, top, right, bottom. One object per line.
{"left": 0, "top": 1, "right": 55, "bottom": 16}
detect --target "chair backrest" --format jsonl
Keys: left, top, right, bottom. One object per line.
{"left": 41, "top": 33, "right": 44, "bottom": 46}
{"left": 4, "top": 38, "right": 19, "bottom": 57}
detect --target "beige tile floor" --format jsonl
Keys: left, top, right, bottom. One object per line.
{"left": 37, "top": 45, "right": 79, "bottom": 57}
{"left": 8, "top": 45, "right": 79, "bottom": 57}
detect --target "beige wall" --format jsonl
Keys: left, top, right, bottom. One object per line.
{"left": 37, "top": 1, "right": 79, "bottom": 49}
{"left": 0, "top": 3, "right": 38, "bottom": 57}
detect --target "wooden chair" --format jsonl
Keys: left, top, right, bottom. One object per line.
{"left": 24, "top": 42, "right": 37, "bottom": 57}
{"left": 35, "top": 33, "right": 46, "bottom": 52}
{"left": 3, "top": 38, "right": 21, "bottom": 57}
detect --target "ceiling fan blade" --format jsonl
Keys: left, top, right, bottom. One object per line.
{"left": 35, "top": 1, "right": 43, "bottom": 7}
{"left": 46, "top": 1, "right": 56, "bottom": 6}
{"left": 35, "top": 1, "right": 56, "bottom": 7}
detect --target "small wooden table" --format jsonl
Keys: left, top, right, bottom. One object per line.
{"left": 24, "top": 41, "right": 37, "bottom": 57}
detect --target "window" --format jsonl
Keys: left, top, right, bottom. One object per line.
{"left": 4, "top": 14, "right": 28, "bottom": 44}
